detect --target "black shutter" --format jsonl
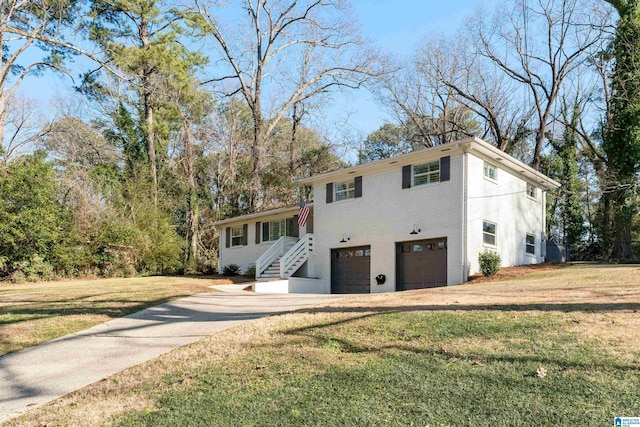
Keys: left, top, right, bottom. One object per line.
{"left": 402, "top": 165, "right": 412, "bottom": 189}
{"left": 262, "top": 222, "right": 270, "bottom": 241}
{"left": 354, "top": 176, "right": 363, "bottom": 198}
{"left": 242, "top": 224, "right": 248, "bottom": 246}
{"left": 255, "top": 222, "right": 261, "bottom": 244}
{"left": 440, "top": 156, "right": 450, "bottom": 182}
{"left": 306, "top": 209, "right": 314, "bottom": 233}
{"left": 292, "top": 215, "right": 299, "bottom": 237}
{"left": 326, "top": 183, "right": 334, "bottom": 203}
{"left": 225, "top": 227, "right": 230, "bottom": 248}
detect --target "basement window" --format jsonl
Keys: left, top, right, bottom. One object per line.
{"left": 483, "top": 220, "right": 497, "bottom": 246}
{"left": 526, "top": 233, "right": 536, "bottom": 255}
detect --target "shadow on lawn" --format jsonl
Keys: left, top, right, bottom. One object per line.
{"left": 283, "top": 307, "right": 640, "bottom": 373}
{"left": 295, "top": 331, "right": 640, "bottom": 373}
{"left": 299, "top": 301, "right": 640, "bottom": 315}
{"left": 0, "top": 294, "right": 204, "bottom": 327}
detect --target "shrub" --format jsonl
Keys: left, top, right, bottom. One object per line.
{"left": 479, "top": 250, "right": 501, "bottom": 276}
{"left": 222, "top": 264, "right": 241, "bottom": 276}
{"left": 243, "top": 265, "right": 256, "bottom": 279}
{"left": 11, "top": 254, "right": 55, "bottom": 282}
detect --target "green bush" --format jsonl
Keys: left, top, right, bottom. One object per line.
{"left": 222, "top": 264, "right": 241, "bottom": 276}
{"left": 479, "top": 250, "right": 501, "bottom": 276}
{"left": 11, "top": 254, "right": 55, "bottom": 282}
{"left": 243, "top": 265, "right": 256, "bottom": 279}
{"left": 133, "top": 206, "right": 183, "bottom": 275}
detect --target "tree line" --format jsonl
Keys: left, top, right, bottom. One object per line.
{"left": 0, "top": 0, "right": 638, "bottom": 282}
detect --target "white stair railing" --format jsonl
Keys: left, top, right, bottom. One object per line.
{"left": 256, "top": 236, "right": 298, "bottom": 278}
{"left": 280, "top": 234, "right": 314, "bottom": 278}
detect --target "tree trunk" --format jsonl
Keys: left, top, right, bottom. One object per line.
{"left": 0, "top": 31, "right": 5, "bottom": 158}
{"left": 140, "top": 17, "right": 157, "bottom": 205}
{"left": 610, "top": 188, "right": 635, "bottom": 259}
{"left": 289, "top": 104, "right": 299, "bottom": 179}
{"left": 183, "top": 122, "right": 198, "bottom": 272}
{"left": 249, "top": 113, "right": 263, "bottom": 212}
{"left": 602, "top": 190, "right": 612, "bottom": 258}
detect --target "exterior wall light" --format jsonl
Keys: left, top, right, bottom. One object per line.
{"left": 340, "top": 234, "right": 350, "bottom": 243}
{"left": 410, "top": 224, "right": 421, "bottom": 235}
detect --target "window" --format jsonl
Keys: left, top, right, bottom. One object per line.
{"left": 527, "top": 183, "right": 537, "bottom": 199}
{"left": 262, "top": 218, "right": 293, "bottom": 242}
{"left": 231, "top": 226, "right": 244, "bottom": 247}
{"left": 335, "top": 180, "right": 355, "bottom": 201}
{"left": 484, "top": 162, "right": 497, "bottom": 181}
{"left": 483, "top": 220, "right": 497, "bottom": 246}
{"left": 526, "top": 233, "right": 535, "bottom": 255}
{"left": 413, "top": 161, "right": 440, "bottom": 186}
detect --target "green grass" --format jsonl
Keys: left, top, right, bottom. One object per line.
{"left": 6, "top": 264, "right": 640, "bottom": 427}
{"left": 0, "top": 276, "right": 248, "bottom": 355}
{"left": 115, "top": 311, "right": 639, "bottom": 427}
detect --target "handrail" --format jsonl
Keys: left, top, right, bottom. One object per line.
{"left": 280, "top": 234, "right": 314, "bottom": 278}
{"left": 256, "top": 236, "right": 297, "bottom": 278}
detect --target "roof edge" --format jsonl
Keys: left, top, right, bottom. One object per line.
{"left": 297, "top": 136, "right": 561, "bottom": 190}
{"left": 213, "top": 204, "right": 311, "bottom": 227}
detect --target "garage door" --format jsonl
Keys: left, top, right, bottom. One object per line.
{"left": 396, "top": 238, "right": 447, "bottom": 290}
{"left": 331, "top": 246, "right": 371, "bottom": 294}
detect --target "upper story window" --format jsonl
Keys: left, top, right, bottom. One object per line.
{"left": 483, "top": 220, "right": 497, "bottom": 246}
{"left": 413, "top": 161, "right": 440, "bottom": 186}
{"left": 231, "top": 226, "right": 244, "bottom": 247}
{"left": 484, "top": 162, "right": 497, "bottom": 181}
{"left": 526, "top": 233, "right": 535, "bottom": 255}
{"left": 526, "top": 183, "right": 537, "bottom": 200}
{"left": 262, "top": 218, "right": 294, "bottom": 242}
{"left": 335, "top": 180, "right": 355, "bottom": 201}
{"left": 326, "top": 176, "right": 362, "bottom": 203}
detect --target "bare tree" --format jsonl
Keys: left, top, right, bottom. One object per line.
{"left": 0, "top": 0, "right": 112, "bottom": 159}
{"left": 195, "top": 0, "right": 380, "bottom": 211}
{"left": 1, "top": 95, "right": 49, "bottom": 161}
{"left": 418, "top": 35, "right": 533, "bottom": 153}
{"left": 467, "top": 0, "right": 612, "bottom": 170}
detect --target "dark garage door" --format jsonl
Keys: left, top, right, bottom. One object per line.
{"left": 331, "top": 246, "right": 371, "bottom": 294}
{"left": 396, "top": 238, "right": 447, "bottom": 290}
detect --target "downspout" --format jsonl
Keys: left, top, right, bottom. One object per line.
{"left": 461, "top": 143, "right": 470, "bottom": 283}
{"left": 541, "top": 190, "right": 547, "bottom": 262}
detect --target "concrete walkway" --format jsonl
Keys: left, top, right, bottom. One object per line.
{"left": 0, "top": 290, "right": 346, "bottom": 423}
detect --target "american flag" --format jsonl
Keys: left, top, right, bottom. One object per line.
{"left": 298, "top": 199, "right": 310, "bottom": 227}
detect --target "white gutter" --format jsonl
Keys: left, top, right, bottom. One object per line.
{"left": 213, "top": 204, "right": 312, "bottom": 227}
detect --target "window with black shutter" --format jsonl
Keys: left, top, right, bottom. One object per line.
{"left": 326, "top": 183, "right": 334, "bottom": 203}
{"left": 354, "top": 176, "right": 363, "bottom": 198}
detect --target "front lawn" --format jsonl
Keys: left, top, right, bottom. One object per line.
{"left": 5, "top": 264, "right": 640, "bottom": 426}
{"left": 0, "top": 275, "right": 250, "bottom": 356}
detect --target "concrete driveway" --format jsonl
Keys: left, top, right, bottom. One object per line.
{"left": 0, "top": 290, "right": 346, "bottom": 422}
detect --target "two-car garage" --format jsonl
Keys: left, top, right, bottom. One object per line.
{"left": 330, "top": 238, "right": 448, "bottom": 293}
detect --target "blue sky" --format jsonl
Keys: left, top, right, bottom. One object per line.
{"left": 334, "top": 0, "right": 501, "bottom": 140}
{"left": 19, "top": 0, "right": 500, "bottom": 144}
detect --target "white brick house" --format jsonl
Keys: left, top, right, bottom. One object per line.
{"left": 215, "top": 137, "right": 560, "bottom": 294}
